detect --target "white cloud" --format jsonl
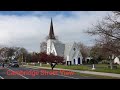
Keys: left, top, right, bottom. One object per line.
{"left": 0, "top": 11, "right": 111, "bottom": 52}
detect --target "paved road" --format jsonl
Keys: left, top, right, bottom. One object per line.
{"left": 0, "top": 65, "right": 96, "bottom": 79}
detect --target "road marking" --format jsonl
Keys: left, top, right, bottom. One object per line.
{"left": 5, "top": 67, "right": 29, "bottom": 79}
{"left": 0, "top": 76, "right": 4, "bottom": 79}
{"left": 25, "top": 66, "right": 79, "bottom": 79}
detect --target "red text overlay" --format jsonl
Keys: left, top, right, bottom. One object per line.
{"left": 6, "top": 70, "right": 75, "bottom": 77}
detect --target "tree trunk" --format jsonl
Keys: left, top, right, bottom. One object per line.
{"left": 110, "top": 60, "right": 113, "bottom": 69}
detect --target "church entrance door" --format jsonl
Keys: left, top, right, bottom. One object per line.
{"left": 78, "top": 58, "right": 80, "bottom": 64}
{"left": 74, "top": 59, "right": 75, "bottom": 64}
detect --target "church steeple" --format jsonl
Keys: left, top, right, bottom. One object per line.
{"left": 48, "top": 18, "right": 56, "bottom": 40}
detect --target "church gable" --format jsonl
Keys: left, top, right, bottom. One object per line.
{"left": 70, "top": 43, "right": 78, "bottom": 57}
{"left": 65, "top": 42, "right": 78, "bottom": 57}
{"left": 72, "top": 43, "right": 82, "bottom": 58}
{"left": 51, "top": 42, "right": 57, "bottom": 56}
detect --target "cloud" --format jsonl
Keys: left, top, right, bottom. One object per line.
{"left": 0, "top": 11, "right": 111, "bottom": 52}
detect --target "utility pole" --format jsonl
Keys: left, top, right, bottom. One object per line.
{"left": 25, "top": 56, "right": 27, "bottom": 64}
{"left": 22, "top": 53, "right": 23, "bottom": 66}
{"left": 25, "top": 57, "right": 26, "bottom": 63}
{"left": 109, "top": 54, "right": 114, "bottom": 69}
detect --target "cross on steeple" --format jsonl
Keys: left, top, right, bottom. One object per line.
{"left": 48, "top": 18, "right": 56, "bottom": 40}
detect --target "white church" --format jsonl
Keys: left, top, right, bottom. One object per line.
{"left": 45, "top": 19, "right": 83, "bottom": 65}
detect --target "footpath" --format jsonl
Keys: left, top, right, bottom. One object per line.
{"left": 23, "top": 65, "right": 120, "bottom": 78}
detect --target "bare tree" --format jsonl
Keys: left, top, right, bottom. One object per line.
{"left": 78, "top": 42, "right": 90, "bottom": 62}
{"left": 40, "top": 41, "right": 47, "bottom": 53}
{"left": 86, "top": 11, "right": 120, "bottom": 69}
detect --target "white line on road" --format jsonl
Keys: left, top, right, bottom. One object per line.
{"left": 5, "top": 67, "right": 29, "bottom": 79}
{"left": 0, "top": 76, "right": 4, "bottom": 79}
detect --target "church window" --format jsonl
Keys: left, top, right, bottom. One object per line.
{"left": 73, "top": 48, "right": 76, "bottom": 51}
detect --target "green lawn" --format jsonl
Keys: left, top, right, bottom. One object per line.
{"left": 28, "top": 63, "right": 120, "bottom": 74}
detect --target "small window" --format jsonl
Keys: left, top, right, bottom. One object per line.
{"left": 73, "top": 48, "right": 76, "bottom": 51}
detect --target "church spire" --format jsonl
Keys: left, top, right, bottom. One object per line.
{"left": 48, "top": 18, "right": 56, "bottom": 40}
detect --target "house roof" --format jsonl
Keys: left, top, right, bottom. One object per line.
{"left": 53, "top": 41, "right": 65, "bottom": 57}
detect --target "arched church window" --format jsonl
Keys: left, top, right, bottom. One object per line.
{"left": 73, "top": 48, "right": 76, "bottom": 51}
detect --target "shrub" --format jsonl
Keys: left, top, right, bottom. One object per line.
{"left": 88, "top": 59, "right": 98, "bottom": 64}
{"left": 38, "top": 52, "right": 48, "bottom": 63}
{"left": 33, "top": 52, "right": 65, "bottom": 63}
{"left": 31, "top": 54, "right": 38, "bottom": 62}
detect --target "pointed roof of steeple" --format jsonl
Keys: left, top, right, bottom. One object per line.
{"left": 48, "top": 18, "right": 56, "bottom": 40}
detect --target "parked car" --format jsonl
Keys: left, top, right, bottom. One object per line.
{"left": 9, "top": 61, "right": 19, "bottom": 67}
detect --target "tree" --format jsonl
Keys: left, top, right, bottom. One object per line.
{"left": 0, "top": 47, "right": 8, "bottom": 62}
{"left": 90, "top": 43, "right": 108, "bottom": 62}
{"left": 6, "top": 47, "right": 16, "bottom": 61}
{"left": 47, "top": 53, "right": 56, "bottom": 63}
{"left": 26, "top": 53, "right": 32, "bottom": 62}
{"left": 86, "top": 11, "right": 120, "bottom": 69}
{"left": 31, "top": 53, "right": 38, "bottom": 62}
{"left": 0, "top": 47, "right": 16, "bottom": 62}
{"left": 87, "top": 11, "right": 120, "bottom": 55}
{"left": 40, "top": 41, "right": 47, "bottom": 53}
{"left": 47, "top": 54, "right": 64, "bottom": 63}
{"left": 38, "top": 52, "right": 48, "bottom": 63}
{"left": 0, "top": 46, "right": 29, "bottom": 63}
{"left": 55, "top": 56, "right": 64, "bottom": 63}
{"left": 17, "top": 47, "right": 28, "bottom": 62}
{"left": 37, "top": 52, "right": 64, "bottom": 64}
{"left": 78, "top": 42, "right": 90, "bottom": 62}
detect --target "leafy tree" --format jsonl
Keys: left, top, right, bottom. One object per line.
{"left": 38, "top": 52, "right": 48, "bottom": 63}
{"left": 36, "top": 52, "right": 64, "bottom": 64}
{"left": 31, "top": 53, "right": 38, "bottom": 62}
{"left": 55, "top": 56, "right": 64, "bottom": 63}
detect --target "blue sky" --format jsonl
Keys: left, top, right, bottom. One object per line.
{"left": 0, "top": 11, "right": 74, "bottom": 17}
{"left": 0, "top": 11, "right": 111, "bottom": 52}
